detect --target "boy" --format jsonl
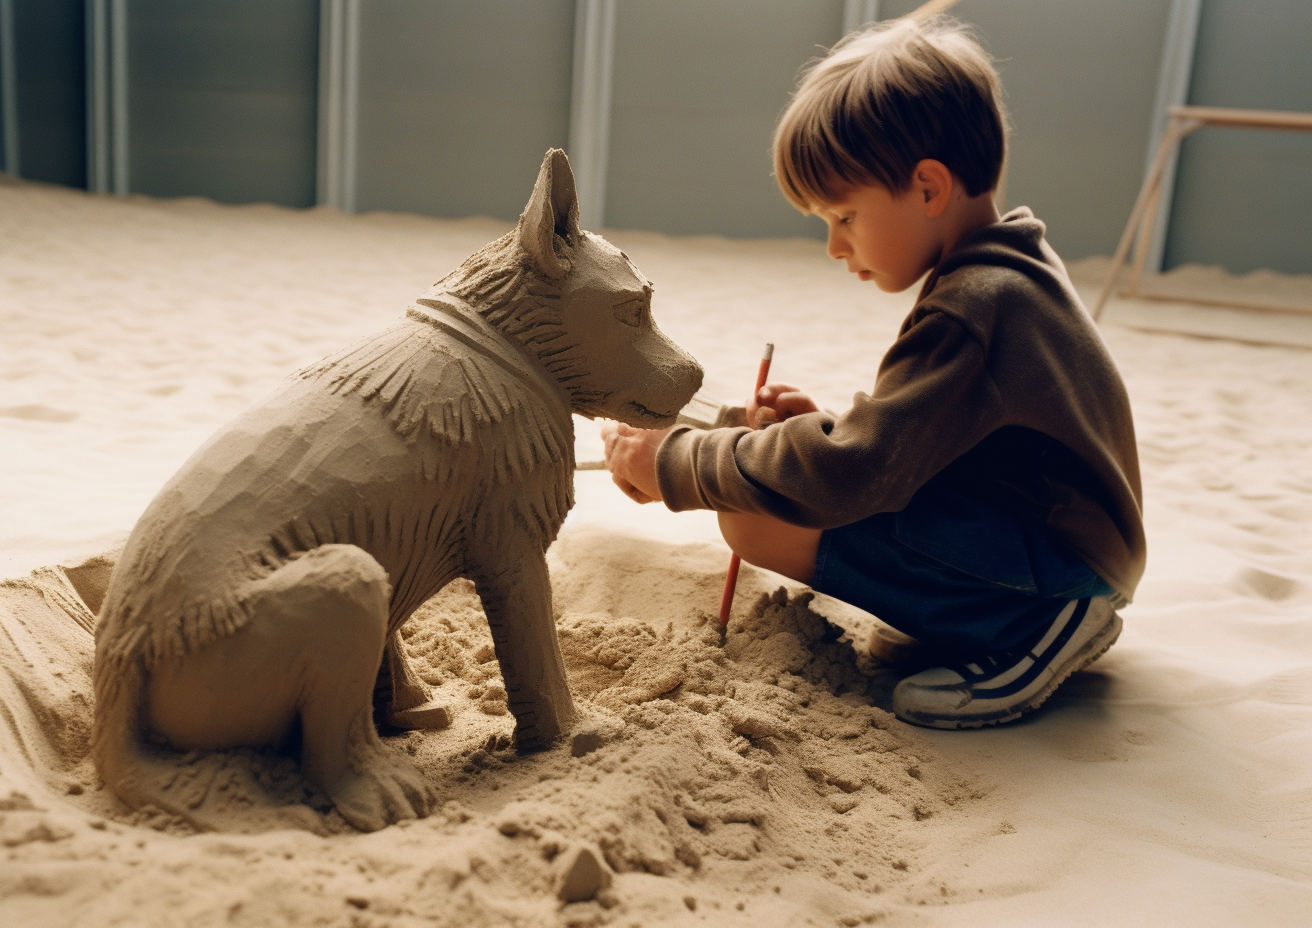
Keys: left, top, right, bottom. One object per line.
{"left": 602, "top": 16, "right": 1145, "bottom": 730}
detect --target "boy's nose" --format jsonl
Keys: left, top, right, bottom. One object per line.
{"left": 826, "top": 229, "right": 849, "bottom": 261}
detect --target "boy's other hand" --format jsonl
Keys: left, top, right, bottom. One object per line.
{"left": 600, "top": 420, "right": 671, "bottom": 504}
{"left": 749, "top": 383, "right": 819, "bottom": 428}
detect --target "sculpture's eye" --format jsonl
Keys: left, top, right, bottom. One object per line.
{"left": 613, "top": 298, "right": 646, "bottom": 328}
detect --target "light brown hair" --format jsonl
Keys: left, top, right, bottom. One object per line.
{"left": 774, "top": 15, "right": 1007, "bottom": 210}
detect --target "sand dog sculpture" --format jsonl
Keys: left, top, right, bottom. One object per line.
{"left": 91, "top": 149, "right": 704, "bottom": 831}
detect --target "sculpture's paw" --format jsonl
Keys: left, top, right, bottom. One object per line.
{"left": 328, "top": 750, "right": 435, "bottom": 832}
{"left": 513, "top": 706, "right": 589, "bottom": 756}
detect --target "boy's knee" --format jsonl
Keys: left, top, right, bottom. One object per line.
{"left": 718, "top": 512, "right": 820, "bottom": 584}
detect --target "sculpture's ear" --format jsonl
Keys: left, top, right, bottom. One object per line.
{"left": 516, "top": 148, "right": 581, "bottom": 280}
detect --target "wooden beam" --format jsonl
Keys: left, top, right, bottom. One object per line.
{"left": 1094, "top": 105, "right": 1312, "bottom": 322}
{"left": 909, "top": 0, "right": 963, "bottom": 20}
{"left": 1093, "top": 117, "right": 1199, "bottom": 320}
{"left": 1128, "top": 289, "right": 1312, "bottom": 319}
{"left": 1168, "top": 104, "right": 1312, "bottom": 132}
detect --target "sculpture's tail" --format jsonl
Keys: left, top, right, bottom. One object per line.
{"left": 91, "top": 645, "right": 206, "bottom": 825}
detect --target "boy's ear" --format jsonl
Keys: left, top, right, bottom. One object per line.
{"left": 517, "top": 148, "right": 582, "bottom": 280}
{"left": 915, "top": 159, "right": 954, "bottom": 219}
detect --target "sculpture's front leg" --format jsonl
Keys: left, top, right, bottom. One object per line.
{"left": 468, "top": 531, "right": 576, "bottom": 752}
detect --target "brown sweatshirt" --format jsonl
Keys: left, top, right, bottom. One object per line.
{"left": 656, "top": 208, "right": 1146, "bottom": 601}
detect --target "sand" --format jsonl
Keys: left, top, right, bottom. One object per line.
{"left": 2, "top": 179, "right": 1310, "bottom": 926}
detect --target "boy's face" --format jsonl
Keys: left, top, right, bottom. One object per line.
{"left": 810, "top": 180, "right": 942, "bottom": 293}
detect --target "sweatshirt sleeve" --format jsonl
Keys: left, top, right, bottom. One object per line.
{"left": 656, "top": 311, "right": 1009, "bottom": 528}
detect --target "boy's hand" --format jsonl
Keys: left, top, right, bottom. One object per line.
{"left": 748, "top": 383, "right": 819, "bottom": 428}
{"left": 600, "top": 420, "right": 672, "bottom": 504}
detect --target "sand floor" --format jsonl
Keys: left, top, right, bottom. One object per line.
{"left": 2, "top": 179, "right": 1310, "bottom": 926}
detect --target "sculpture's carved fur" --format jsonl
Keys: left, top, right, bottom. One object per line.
{"left": 91, "top": 150, "right": 703, "bottom": 831}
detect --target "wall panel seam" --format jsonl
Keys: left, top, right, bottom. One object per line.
{"left": 569, "top": 0, "right": 616, "bottom": 230}
{"left": 842, "top": 0, "right": 880, "bottom": 36}
{"left": 317, "top": 0, "right": 357, "bottom": 212}
{"left": 1, "top": 0, "right": 18, "bottom": 176}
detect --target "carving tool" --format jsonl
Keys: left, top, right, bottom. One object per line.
{"left": 718, "top": 342, "right": 773, "bottom": 644}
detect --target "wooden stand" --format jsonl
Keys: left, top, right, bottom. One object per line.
{"left": 1092, "top": 105, "right": 1312, "bottom": 322}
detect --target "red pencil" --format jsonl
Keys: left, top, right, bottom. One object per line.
{"left": 718, "top": 343, "right": 774, "bottom": 641}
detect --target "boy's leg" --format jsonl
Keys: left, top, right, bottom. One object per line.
{"left": 804, "top": 498, "right": 1122, "bottom": 729}
{"left": 717, "top": 512, "right": 821, "bottom": 584}
{"left": 718, "top": 504, "right": 1124, "bottom": 730}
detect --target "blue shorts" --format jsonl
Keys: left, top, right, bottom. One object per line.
{"left": 811, "top": 480, "right": 1112, "bottom": 660}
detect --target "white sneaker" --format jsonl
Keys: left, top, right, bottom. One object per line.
{"left": 892, "top": 596, "right": 1122, "bottom": 729}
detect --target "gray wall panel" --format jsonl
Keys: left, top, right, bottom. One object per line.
{"left": 129, "top": 0, "right": 319, "bottom": 207}
{"left": 1164, "top": 0, "right": 1312, "bottom": 275}
{"left": 5, "top": 2, "right": 1305, "bottom": 276}
{"left": 12, "top": 0, "right": 85, "bottom": 187}
{"left": 354, "top": 0, "right": 574, "bottom": 221}
{"left": 604, "top": 0, "right": 1172, "bottom": 253}
{"left": 604, "top": 0, "right": 841, "bottom": 239}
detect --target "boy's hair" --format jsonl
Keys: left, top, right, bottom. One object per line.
{"left": 774, "top": 15, "right": 1007, "bottom": 210}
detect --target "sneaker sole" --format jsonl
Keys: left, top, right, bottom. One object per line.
{"left": 898, "top": 610, "right": 1123, "bottom": 730}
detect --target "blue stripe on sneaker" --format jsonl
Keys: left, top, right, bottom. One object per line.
{"left": 968, "top": 598, "right": 1091, "bottom": 700}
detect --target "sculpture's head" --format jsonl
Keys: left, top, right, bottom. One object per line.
{"left": 496, "top": 150, "right": 704, "bottom": 427}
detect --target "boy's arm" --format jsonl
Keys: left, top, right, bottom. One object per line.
{"left": 656, "top": 312, "right": 1008, "bottom": 528}
{"left": 602, "top": 385, "right": 819, "bottom": 503}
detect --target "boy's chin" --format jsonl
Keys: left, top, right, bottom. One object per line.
{"left": 872, "top": 270, "right": 932, "bottom": 294}
{"left": 853, "top": 267, "right": 924, "bottom": 293}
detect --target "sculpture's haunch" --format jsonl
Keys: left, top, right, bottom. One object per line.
{"left": 90, "top": 149, "right": 704, "bottom": 832}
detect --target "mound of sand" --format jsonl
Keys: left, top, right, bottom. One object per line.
{"left": 2, "top": 180, "right": 1310, "bottom": 926}
{"left": 1, "top": 529, "right": 976, "bottom": 926}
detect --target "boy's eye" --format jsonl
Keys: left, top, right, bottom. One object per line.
{"left": 613, "top": 299, "right": 646, "bottom": 328}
